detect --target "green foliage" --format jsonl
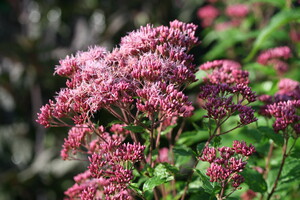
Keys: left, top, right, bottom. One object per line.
{"left": 258, "top": 126, "right": 284, "bottom": 146}
{"left": 143, "top": 163, "right": 176, "bottom": 192}
{"left": 245, "top": 9, "right": 300, "bottom": 61}
{"left": 241, "top": 168, "right": 268, "bottom": 193}
{"left": 123, "top": 125, "right": 146, "bottom": 133}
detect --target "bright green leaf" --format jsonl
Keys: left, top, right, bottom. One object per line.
{"left": 143, "top": 176, "right": 167, "bottom": 192}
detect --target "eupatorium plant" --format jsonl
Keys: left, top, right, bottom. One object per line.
{"left": 37, "top": 20, "right": 258, "bottom": 200}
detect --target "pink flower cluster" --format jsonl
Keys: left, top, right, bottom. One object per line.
{"left": 200, "top": 141, "right": 255, "bottom": 188}
{"left": 64, "top": 170, "right": 132, "bottom": 200}
{"left": 65, "top": 136, "right": 145, "bottom": 199}
{"left": 37, "top": 20, "right": 198, "bottom": 128}
{"left": 225, "top": 4, "right": 249, "bottom": 18}
{"left": 259, "top": 78, "right": 300, "bottom": 117}
{"left": 265, "top": 100, "right": 300, "bottom": 134}
{"left": 199, "top": 60, "right": 249, "bottom": 85}
{"left": 60, "top": 124, "right": 129, "bottom": 160}
{"left": 197, "top": 5, "right": 219, "bottom": 27}
{"left": 257, "top": 46, "right": 292, "bottom": 75}
{"left": 198, "top": 84, "right": 257, "bottom": 125}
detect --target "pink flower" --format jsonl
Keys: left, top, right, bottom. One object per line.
{"left": 241, "top": 189, "right": 257, "bottom": 200}
{"left": 199, "top": 60, "right": 249, "bottom": 85}
{"left": 276, "top": 78, "right": 300, "bottom": 100}
{"left": 201, "top": 141, "right": 255, "bottom": 188}
{"left": 257, "top": 46, "right": 291, "bottom": 65}
{"left": 265, "top": 100, "right": 300, "bottom": 133}
{"left": 37, "top": 20, "right": 198, "bottom": 128}
{"left": 157, "top": 147, "right": 170, "bottom": 163}
{"left": 232, "top": 141, "right": 256, "bottom": 156}
{"left": 225, "top": 4, "right": 249, "bottom": 18}
{"left": 198, "top": 84, "right": 257, "bottom": 125}
{"left": 197, "top": 5, "right": 219, "bottom": 27}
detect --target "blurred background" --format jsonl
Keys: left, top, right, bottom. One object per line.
{"left": 1, "top": 0, "right": 300, "bottom": 199}
{"left": 0, "top": 0, "right": 202, "bottom": 199}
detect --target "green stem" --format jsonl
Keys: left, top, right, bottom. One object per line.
{"left": 266, "top": 136, "right": 289, "bottom": 200}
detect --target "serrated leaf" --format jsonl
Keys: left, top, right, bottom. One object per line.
{"left": 143, "top": 164, "right": 175, "bottom": 192}
{"left": 245, "top": 9, "right": 300, "bottom": 62}
{"left": 154, "top": 163, "right": 174, "bottom": 180}
{"left": 195, "top": 169, "right": 215, "bottom": 194}
{"left": 123, "top": 125, "right": 145, "bottom": 133}
{"left": 241, "top": 168, "right": 267, "bottom": 193}
{"left": 258, "top": 126, "right": 284, "bottom": 146}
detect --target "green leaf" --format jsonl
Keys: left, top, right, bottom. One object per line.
{"left": 158, "top": 162, "right": 179, "bottom": 174}
{"left": 128, "top": 183, "right": 143, "bottom": 197}
{"left": 258, "top": 126, "right": 284, "bottom": 146}
{"left": 143, "top": 176, "right": 167, "bottom": 192}
{"left": 161, "top": 124, "right": 177, "bottom": 136}
{"left": 195, "top": 169, "right": 215, "bottom": 194}
{"left": 280, "top": 157, "right": 300, "bottom": 185}
{"left": 173, "top": 146, "right": 195, "bottom": 157}
{"left": 245, "top": 9, "right": 300, "bottom": 62}
{"left": 143, "top": 163, "right": 175, "bottom": 192}
{"left": 196, "top": 142, "right": 206, "bottom": 155}
{"left": 241, "top": 168, "right": 268, "bottom": 193}
{"left": 123, "top": 125, "right": 145, "bottom": 133}
{"left": 177, "top": 130, "right": 207, "bottom": 146}
{"left": 212, "top": 136, "right": 221, "bottom": 147}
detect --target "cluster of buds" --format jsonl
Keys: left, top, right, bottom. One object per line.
{"left": 37, "top": 20, "right": 198, "bottom": 128}
{"left": 258, "top": 78, "right": 300, "bottom": 117}
{"left": 200, "top": 141, "right": 255, "bottom": 188}
{"left": 57, "top": 123, "right": 144, "bottom": 199}
{"left": 199, "top": 60, "right": 249, "bottom": 85}
{"left": 65, "top": 135, "right": 145, "bottom": 199}
{"left": 60, "top": 124, "right": 129, "bottom": 160}
{"left": 198, "top": 84, "right": 257, "bottom": 126}
{"left": 257, "top": 46, "right": 292, "bottom": 75}
{"left": 265, "top": 100, "right": 300, "bottom": 134}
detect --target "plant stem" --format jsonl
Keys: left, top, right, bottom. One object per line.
{"left": 266, "top": 136, "right": 289, "bottom": 200}
{"left": 180, "top": 123, "right": 220, "bottom": 200}
{"left": 149, "top": 115, "right": 155, "bottom": 168}
{"left": 218, "top": 181, "right": 226, "bottom": 200}
{"left": 264, "top": 141, "right": 274, "bottom": 179}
